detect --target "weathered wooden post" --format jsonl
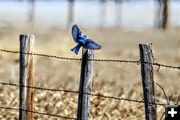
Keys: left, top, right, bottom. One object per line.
{"left": 77, "top": 48, "right": 94, "bottom": 120}
{"left": 19, "top": 34, "right": 35, "bottom": 120}
{"left": 139, "top": 43, "right": 157, "bottom": 120}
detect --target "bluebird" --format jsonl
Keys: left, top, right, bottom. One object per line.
{"left": 71, "top": 24, "right": 102, "bottom": 55}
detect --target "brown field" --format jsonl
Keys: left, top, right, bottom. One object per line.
{"left": 0, "top": 26, "right": 180, "bottom": 120}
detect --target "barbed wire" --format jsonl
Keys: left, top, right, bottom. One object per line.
{"left": 0, "top": 82, "right": 166, "bottom": 106}
{"left": 0, "top": 106, "right": 76, "bottom": 119}
{"left": 0, "top": 49, "right": 179, "bottom": 70}
{"left": 0, "top": 49, "right": 81, "bottom": 61}
{"left": 0, "top": 82, "right": 79, "bottom": 94}
{"left": 0, "top": 48, "right": 178, "bottom": 119}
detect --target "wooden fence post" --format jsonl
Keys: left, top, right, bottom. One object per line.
{"left": 139, "top": 43, "right": 157, "bottom": 120}
{"left": 19, "top": 34, "right": 35, "bottom": 120}
{"left": 77, "top": 48, "right": 94, "bottom": 120}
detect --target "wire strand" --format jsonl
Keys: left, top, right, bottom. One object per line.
{"left": 0, "top": 106, "right": 76, "bottom": 119}
{"left": 0, "top": 49, "right": 179, "bottom": 70}
{"left": 0, "top": 82, "right": 166, "bottom": 106}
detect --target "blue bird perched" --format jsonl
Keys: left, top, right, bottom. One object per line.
{"left": 71, "top": 25, "right": 102, "bottom": 55}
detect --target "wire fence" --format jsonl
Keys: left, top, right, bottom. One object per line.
{"left": 0, "top": 49, "right": 180, "bottom": 70}
{"left": 0, "top": 106, "right": 76, "bottom": 119}
{"left": 0, "top": 82, "right": 166, "bottom": 106}
{"left": 0, "top": 81, "right": 168, "bottom": 119}
{"left": 0, "top": 48, "right": 179, "bottom": 119}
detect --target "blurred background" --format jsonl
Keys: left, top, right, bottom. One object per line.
{"left": 0, "top": 0, "right": 180, "bottom": 119}
{"left": 0, "top": 0, "right": 179, "bottom": 28}
{"left": 0, "top": 0, "right": 179, "bottom": 55}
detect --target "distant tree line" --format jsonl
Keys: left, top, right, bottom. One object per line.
{"left": 1, "top": 0, "right": 170, "bottom": 29}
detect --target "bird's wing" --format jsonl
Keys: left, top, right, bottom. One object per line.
{"left": 83, "top": 39, "right": 102, "bottom": 50}
{"left": 72, "top": 24, "right": 81, "bottom": 43}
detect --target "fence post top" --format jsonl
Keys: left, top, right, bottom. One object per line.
{"left": 19, "top": 34, "right": 35, "bottom": 40}
{"left": 139, "top": 43, "right": 152, "bottom": 46}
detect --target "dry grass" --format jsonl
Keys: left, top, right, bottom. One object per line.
{"left": 0, "top": 26, "right": 180, "bottom": 120}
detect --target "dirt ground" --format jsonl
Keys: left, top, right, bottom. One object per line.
{"left": 0, "top": 26, "right": 180, "bottom": 119}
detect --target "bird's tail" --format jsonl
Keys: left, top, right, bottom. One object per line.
{"left": 71, "top": 43, "right": 82, "bottom": 55}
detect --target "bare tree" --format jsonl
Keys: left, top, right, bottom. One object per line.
{"left": 67, "top": 0, "right": 75, "bottom": 28}
{"left": 99, "top": 0, "right": 106, "bottom": 29}
{"left": 162, "top": 0, "right": 168, "bottom": 29}
{"left": 115, "top": 0, "right": 122, "bottom": 27}
{"left": 28, "top": 0, "right": 35, "bottom": 26}
{"left": 155, "top": 0, "right": 169, "bottom": 29}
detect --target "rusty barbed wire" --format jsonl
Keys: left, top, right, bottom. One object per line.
{"left": 0, "top": 49, "right": 179, "bottom": 70}
{"left": 0, "top": 82, "right": 79, "bottom": 94}
{"left": 0, "top": 106, "right": 76, "bottom": 119}
{"left": 0, "top": 49, "right": 81, "bottom": 61}
{"left": 0, "top": 82, "right": 166, "bottom": 106}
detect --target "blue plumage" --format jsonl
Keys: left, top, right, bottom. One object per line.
{"left": 71, "top": 25, "right": 102, "bottom": 55}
